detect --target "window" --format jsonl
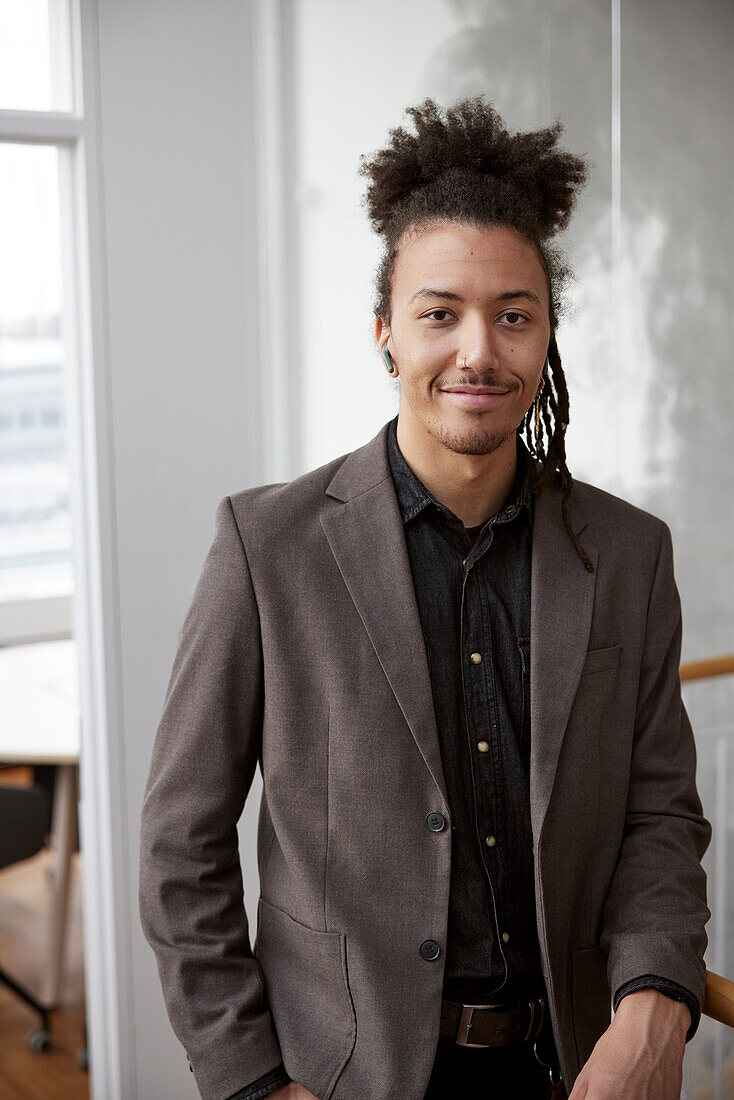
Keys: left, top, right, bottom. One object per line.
{"left": 0, "top": 0, "right": 73, "bottom": 112}
{"left": 0, "top": 0, "right": 78, "bottom": 645}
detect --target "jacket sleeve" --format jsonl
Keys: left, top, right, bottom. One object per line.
{"left": 139, "top": 495, "right": 285, "bottom": 1100}
{"left": 599, "top": 519, "right": 713, "bottom": 1026}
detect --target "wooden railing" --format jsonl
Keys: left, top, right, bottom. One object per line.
{"left": 680, "top": 654, "right": 734, "bottom": 683}
{"left": 679, "top": 652, "right": 734, "bottom": 1029}
{"left": 704, "top": 971, "right": 734, "bottom": 1028}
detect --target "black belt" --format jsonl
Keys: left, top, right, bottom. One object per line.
{"left": 439, "top": 994, "right": 546, "bottom": 1048}
{"left": 439, "top": 994, "right": 564, "bottom": 1089}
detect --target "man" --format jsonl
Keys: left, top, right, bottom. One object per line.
{"left": 139, "top": 97, "right": 712, "bottom": 1100}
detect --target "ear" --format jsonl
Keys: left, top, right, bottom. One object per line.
{"left": 375, "top": 315, "right": 390, "bottom": 350}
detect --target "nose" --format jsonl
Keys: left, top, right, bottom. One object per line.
{"left": 457, "top": 314, "right": 502, "bottom": 372}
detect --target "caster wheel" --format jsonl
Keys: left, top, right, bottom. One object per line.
{"left": 27, "top": 1028, "right": 53, "bottom": 1053}
{"left": 76, "top": 1047, "right": 89, "bottom": 1071}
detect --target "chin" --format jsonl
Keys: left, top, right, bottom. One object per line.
{"left": 430, "top": 413, "right": 512, "bottom": 458}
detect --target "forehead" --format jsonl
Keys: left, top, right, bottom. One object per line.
{"left": 393, "top": 222, "right": 548, "bottom": 302}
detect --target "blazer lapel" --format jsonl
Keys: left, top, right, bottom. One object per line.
{"left": 529, "top": 478, "right": 598, "bottom": 846}
{"left": 320, "top": 421, "right": 449, "bottom": 808}
{"left": 320, "top": 419, "right": 599, "bottom": 841}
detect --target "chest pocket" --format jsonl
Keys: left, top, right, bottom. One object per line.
{"left": 580, "top": 642, "right": 622, "bottom": 677}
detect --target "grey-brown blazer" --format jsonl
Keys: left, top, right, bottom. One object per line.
{"left": 139, "top": 417, "right": 712, "bottom": 1100}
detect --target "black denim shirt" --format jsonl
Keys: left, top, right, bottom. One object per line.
{"left": 390, "top": 413, "right": 541, "bottom": 1004}
{"left": 225, "top": 415, "right": 699, "bottom": 1098}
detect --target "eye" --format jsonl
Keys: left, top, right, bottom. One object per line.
{"left": 424, "top": 309, "right": 454, "bottom": 322}
{"left": 501, "top": 311, "right": 528, "bottom": 325}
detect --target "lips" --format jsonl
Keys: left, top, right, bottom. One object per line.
{"left": 443, "top": 388, "right": 509, "bottom": 395}
{"left": 442, "top": 389, "right": 511, "bottom": 409}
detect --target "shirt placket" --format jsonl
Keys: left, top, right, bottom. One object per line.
{"left": 458, "top": 518, "right": 511, "bottom": 991}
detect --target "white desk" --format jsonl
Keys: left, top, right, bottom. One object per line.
{"left": 0, "top": 637, "right": 80, "bottom": 1006}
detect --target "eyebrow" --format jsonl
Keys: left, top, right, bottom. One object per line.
{"left": 408, "top": 287, "right": 542, "bottom": 306}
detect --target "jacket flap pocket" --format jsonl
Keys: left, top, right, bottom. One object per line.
{"left": 580, "top": 643, "right": 622, "bottom": 677}
{"left": 255, "top": 896, "right": 356, "bottom": 1099}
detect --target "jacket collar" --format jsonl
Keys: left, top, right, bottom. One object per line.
{"left": 320, "top": 416, "right": 596, "bottom": 846}
{"left": 324, "top": 416, "right": 587, "bottom": 533}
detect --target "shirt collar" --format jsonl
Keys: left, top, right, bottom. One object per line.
{"left": 386, "top": 412, "right": 532, "bottom": 528}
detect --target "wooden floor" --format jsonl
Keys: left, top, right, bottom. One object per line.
{"left": 0, "top": 771, "right": 88, "bottom": 1099}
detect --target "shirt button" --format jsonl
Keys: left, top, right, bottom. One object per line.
{"left": 477, "top": 741, "right": 489, "bottom": 753}
{"left": 470, "top": 652, "right": 482, "bottom": 664}
{"left": 502, "top": 931, "right": 510, "bottom": 943}
{"left": 420, "top": 939, "right": 441, "bottom": 961}
{"left": 426, "top": 812, "right": 446, "bottom": 832}
{"left": 485, "top": 835, "right": 496, "bottom": 847}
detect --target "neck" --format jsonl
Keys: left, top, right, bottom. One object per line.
{"left": 395, "top": 409, "right": 519, "bottom": 528}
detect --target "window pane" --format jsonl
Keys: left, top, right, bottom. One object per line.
{"left": 0, "top": 142, "right": 72, "bottom": 602}
{"left": 0, "top": 0, "right": 73, "bottom": 112}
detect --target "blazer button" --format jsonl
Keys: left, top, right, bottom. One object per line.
{"left": 426, "top": 812, "right": 446, "bottom": 832}
{"left": 420, "top": 939, "right": 441, "bottom": 961}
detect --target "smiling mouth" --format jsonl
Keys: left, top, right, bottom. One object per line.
{"left": 441, "top": 389, "right": 511, "bottom": 409}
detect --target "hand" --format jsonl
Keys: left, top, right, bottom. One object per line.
{"left": 567, "top": 988, "right": 689, "bottom": 1099}
{"left": 269, "top": 1084, "right": 319, "bottom": 1099}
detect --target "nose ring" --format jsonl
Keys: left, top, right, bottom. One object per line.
{"left": 463, "top": 356, "right": 467, "bottom": 368}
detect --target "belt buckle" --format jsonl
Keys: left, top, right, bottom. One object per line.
{"left": 455, "top": 1002, "right": 501, "bottom": 1048}
{"left": 455, "top": 996, "right": 545, "bottom": 1048}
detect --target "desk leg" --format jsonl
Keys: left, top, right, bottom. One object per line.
{"left": 43, "top": 763, "right": 78, "bottom": 1006}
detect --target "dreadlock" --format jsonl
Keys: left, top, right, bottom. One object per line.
{"left": 357, "top": 94, "right": 594, "bottom": 573}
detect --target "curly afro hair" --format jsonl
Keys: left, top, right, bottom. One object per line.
{"left": 357, "top": 94, "right": 594, "bottom": 572}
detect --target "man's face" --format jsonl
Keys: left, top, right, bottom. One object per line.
{"left": 376, "top": 221, "right": 551, "bottom": 457}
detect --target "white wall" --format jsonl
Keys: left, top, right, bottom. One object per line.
{"left": 90, "top": 1, "right": 266, "bottom": 1096}
{"left": 290, "top": 0, "right": 734, "bottom": 661}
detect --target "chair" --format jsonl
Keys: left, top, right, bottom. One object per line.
{"left": 0, "top": 778, "right": 56, "bottom": 1051}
